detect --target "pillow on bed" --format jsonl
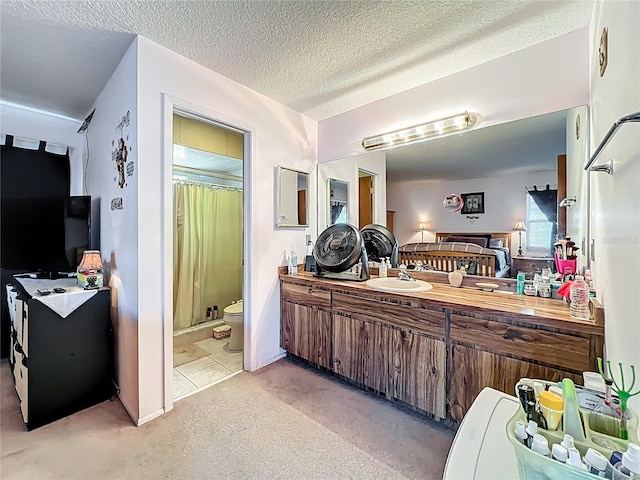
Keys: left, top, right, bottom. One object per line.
{"left": 445, "top": 235, "right": 489, "bottom": 248}
{"left": 489, "top": 238, "right": 504, "bottom": 248}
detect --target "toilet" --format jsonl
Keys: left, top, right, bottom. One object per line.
{"left": 223, "top": 300, "right": 243, "bottom": 352}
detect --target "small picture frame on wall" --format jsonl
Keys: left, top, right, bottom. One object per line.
{"left": 461, "top": 192, "right": 485, "bottom": 214}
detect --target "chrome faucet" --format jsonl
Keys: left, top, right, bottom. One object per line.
{"left": 398, "top": 264, "right": 412, "bottom": 281}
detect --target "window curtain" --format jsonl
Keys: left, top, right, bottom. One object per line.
{"left": 527, "top": 185, "right": 558, "bottom": 253}
{"left": 173, "top": 183, "right": 243, "bottom": 330}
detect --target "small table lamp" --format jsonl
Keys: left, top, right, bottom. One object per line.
{"left": 513, "top": 220, "right": 526, "bottom": 256}
{"left": 77, "top": 250, "right": 104, "bottom": 289}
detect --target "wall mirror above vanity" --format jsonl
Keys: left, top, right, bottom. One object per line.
{"left": 317, "top": 106, "right": 591, "bottom": 278}
{"left": 276, "top": 166, "right": 309, "bottom": 228}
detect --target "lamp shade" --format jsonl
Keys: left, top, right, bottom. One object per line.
{"left": 513, "top": 220, "right": 527, "bottom": 231}
{"left": 78, "top": 250, "right": 103, "bottom": 272}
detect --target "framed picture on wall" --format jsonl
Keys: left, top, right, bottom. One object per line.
{"left": 461, "top": 192, "right": 485, "bottom": 214}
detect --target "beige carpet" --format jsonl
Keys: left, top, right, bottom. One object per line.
{"left": 1, "top": 358, "right": 453, "bottom": 479}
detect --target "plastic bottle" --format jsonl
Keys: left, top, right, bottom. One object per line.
{"left": 551, "top": 443, "right": 569, "bottom": 463}
{"left": 612, "top": 443, "right": 640, "bottom": 480}
{"left": 562, "top": 378, "right": 586, "bottom": 441}
{"left": 288, "top": 245, "right": 298, "bottom": 275}
{"left": 566, "top": 448, "right": 589, "bottom": 471}
{"left": 570, "top": 275, "right": 590, "bottom": 320}
{"left": 379, "top": 259, "right": 388, "bottom": 278}
{"left": 589, "top": 378, "right": 621, "bottom": 438}
{"left": 584, "top": 448, "right": 609, "bottom": 477}
{"left": 560, "top": 434, "right": 575, "bottom": 451}
{"left": 525, "top": 420, "right": 538, "bottom": 448}
{"left": 531, "top": 434, "right": 551, "bottom": 457}
{"left": 514, "top": 421, "right": 528, "bottom": 446}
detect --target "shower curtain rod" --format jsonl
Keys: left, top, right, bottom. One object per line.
{"left": 172, "top": 177, "right": 243, "bottom": 192}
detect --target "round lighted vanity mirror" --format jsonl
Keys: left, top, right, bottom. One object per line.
{"left": 443, "top": 193, "right": 463, "bottom": 213}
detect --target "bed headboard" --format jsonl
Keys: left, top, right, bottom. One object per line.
{"left": 435, "top": 232, "right": 512, "bottom": 250}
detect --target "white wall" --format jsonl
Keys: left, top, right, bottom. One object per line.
{"left": 565, "top": 105, "right": 590, "bottom": 269}
{"left": 317, "top": 152, "right": 386, "bottom": 233}
{"left": 0, "top": 102, "right": 84, "bottom": 194}
{"left": 589, "top": 1, "right": 640, "bottom": 416}
{"left": 319, "top": 28, "right": 589, "bottom": 164}
{"left": 388, "top": 170, "right": 557, "bottom": 255}
{"left": 85, "top": 39, "right": 140, "bottom": 421}
{"left": 137, "top": 36, "right": 317, "bottom": 422}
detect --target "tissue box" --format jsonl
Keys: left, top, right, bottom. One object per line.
{"left": 77, "top": 271, "right": 103, "bottom": 289}
{"left": 213, "top": 325, "right": 231, "bottom": 339}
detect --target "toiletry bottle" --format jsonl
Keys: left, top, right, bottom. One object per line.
{"left": 525, "top": 420, "right": 538, "bottom": 448}
{"left": 561, "top": 434, "right": 575, "bottom": 451}
{"left": 612, "top": 443, "right": 640, "bottom": 480}
{"left": 515, "top": 422, "right": 528, "bottom": 446}
{"left": 288, "top": 245, "right": 298, "bottom": 275}
{"left": 562, "top": 378, "right": 587, "bottom": 441}
{"left": 584, "top": 448, "right": 609, "bottom": 477}
{"left": 379, "top": 259, "right": 387, "bottom": 278}
{"left": 531, "top": 434, "right": 551, "bottom": 457}
{"left": 551, "top": 443, "right": 569, "bottom": 463}
{"left": 589, "top": 378, "right": 621, "bottom": 437}
{"left": 566, "top": 448, "right": 589, "bottom": 471}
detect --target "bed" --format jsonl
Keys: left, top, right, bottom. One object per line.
{"left": 398, "top": 232, "right": 513, "bottom": 277}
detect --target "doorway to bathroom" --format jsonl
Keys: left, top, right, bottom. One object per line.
{"left": 358, "top": 170, "right": 375, "bottom": 228}
{"left": 170, "top": 112, "right": 245, "bottom": 402}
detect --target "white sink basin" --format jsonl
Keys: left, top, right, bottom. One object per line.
{"left": 365, "top": 277, "right": 433, "bottom": 293}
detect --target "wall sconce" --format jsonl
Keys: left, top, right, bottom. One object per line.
{"left": 418, "top": 222, "right": 427, "bottom": 243}
{"left": 362, "top": 112, "right": 477, "bottom": 151}
{"left": 559, "top": 195, "right": 577, "bottom": 207}
{"left": 513, "top": 220, "right": 526, "bottom": 257}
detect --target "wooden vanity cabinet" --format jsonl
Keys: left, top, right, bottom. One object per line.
{"left": 448, "top": 312, "right": 592, "bottom": 423}
{"left": 280, "top": 282, "right": 331, "bottom": 369}
{"left": 280, "top": 273, "right": 604, "bottom": 427}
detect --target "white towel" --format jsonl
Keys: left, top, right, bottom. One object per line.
{"left": 14, "top": 278, "right": 99, "bottom": 318}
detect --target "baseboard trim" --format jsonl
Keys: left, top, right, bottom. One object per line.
{"left": 137, "top": 407, "right": 165, "bottom": 426}
{"left": 255, "top": 351, "right": 287, "bottom": 371}
{"left": 118, "top": 393, "right": 139, "bottom": 426}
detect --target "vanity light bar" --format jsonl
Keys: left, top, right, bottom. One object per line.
{"left": 361, "top": 112, "right": 477, "bottom": 151}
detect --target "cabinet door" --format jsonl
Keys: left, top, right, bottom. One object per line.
{"left": 332, "top": 313, "right": 390, "bottom": 395}
{"left": 390, "top": 330, "right": 446, "bottom": 419}
{"left": 449, "top": 344, "right": 583, "bottom": 423}
{"left": 281, "top": 301, "right": 331, "bottom": 369}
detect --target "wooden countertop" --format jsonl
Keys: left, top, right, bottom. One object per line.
{"left": 280, "top": 271, "right": 604, "bottom": 337}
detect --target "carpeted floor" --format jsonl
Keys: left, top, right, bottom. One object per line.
{"left": 1, "top": 357, "right": 454, "bottom": 479}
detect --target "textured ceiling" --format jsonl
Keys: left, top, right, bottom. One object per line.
{"left": 0, "top": 1, "right": 593, "bottom": 121}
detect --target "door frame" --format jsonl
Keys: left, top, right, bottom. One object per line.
{"left": 161, "top": 94, "right": 255, "bottom": 412}
{"left": 357, "top": 169, "right": 377, "bottom": 228}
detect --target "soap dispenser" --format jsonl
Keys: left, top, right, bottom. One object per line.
{"left": 379, "top": 259, "right": 387, "bottom": 278}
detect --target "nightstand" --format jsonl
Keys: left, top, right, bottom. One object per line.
{"left": 512, "top": 256, "right": 555, "bottom": 279}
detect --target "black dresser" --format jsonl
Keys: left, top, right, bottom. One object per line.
{"left": 6, "top": 278, "right": 114, "bottom": 430}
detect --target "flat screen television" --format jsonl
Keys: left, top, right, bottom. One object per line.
{"left": 1, "top": 195, "right": 91, "bottom": 277}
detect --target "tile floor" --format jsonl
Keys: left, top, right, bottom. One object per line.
{"left": 173, "top": 337, "right": 243, "bottom": 400}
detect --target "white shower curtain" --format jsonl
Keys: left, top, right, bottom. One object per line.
{"left": 173, "top": 183, "right": 243, "bottom": 330}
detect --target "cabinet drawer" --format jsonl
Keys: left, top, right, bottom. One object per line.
{"left": 282, "top": 282, "right": 331, "bottom": 310}
{"left": 14, "top": 352, "right": 28, "bottom": 422}
{"left": 450, "top": 314, "right": 590, "bottom": 372}
{"left": 6, "top": 285, "right": 17, "bottom": 328}
{"left": 333, "top": 292, "right": 445, "bottom": 339}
